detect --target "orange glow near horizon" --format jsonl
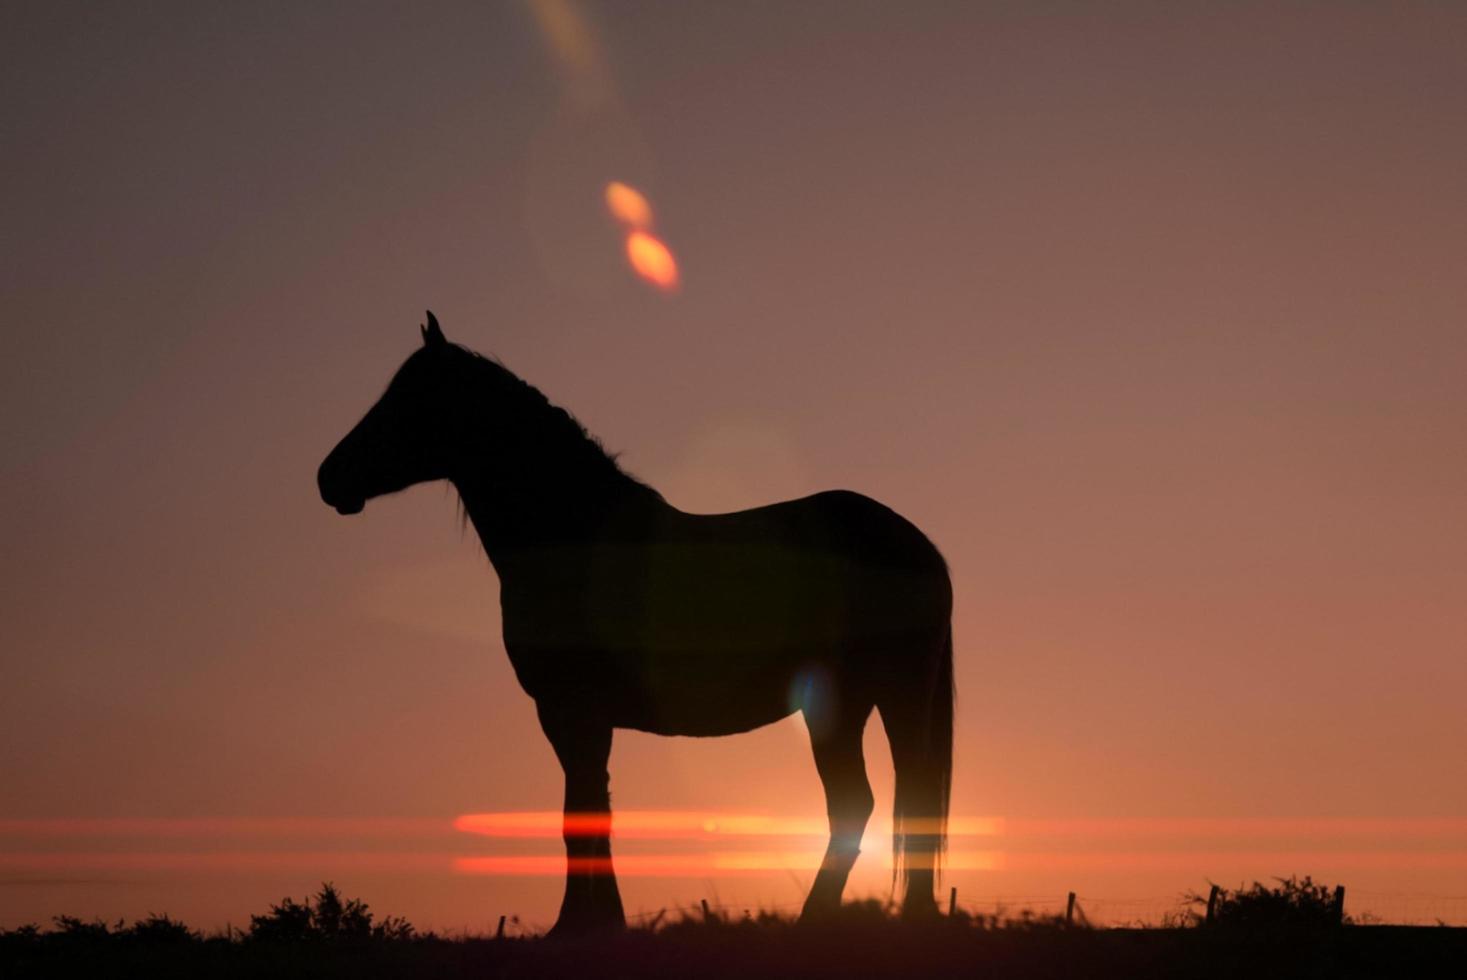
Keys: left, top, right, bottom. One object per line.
{"left": 7, "top": 813, "right": 1467, "bottom": 897}
{"left": 625, "top": 230, "right": 679, "bottom": 291}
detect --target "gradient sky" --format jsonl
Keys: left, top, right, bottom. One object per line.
{"left": 3, "top": 1, "right": 1466, "bottom": 930}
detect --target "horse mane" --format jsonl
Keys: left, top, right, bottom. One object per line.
{"left": 451, "top": 344, "right": 663, "bottom": 509}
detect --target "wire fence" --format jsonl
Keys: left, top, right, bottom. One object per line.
{"left": 605, "top": 891, "right": 1467, "bottom": 932}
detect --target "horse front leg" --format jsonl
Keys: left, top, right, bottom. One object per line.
{"left": 539, "top": 705, "right": 625, "bottom": 936}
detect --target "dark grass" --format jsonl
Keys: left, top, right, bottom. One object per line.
{"left": 6, "top": 889, "right": 1467, "bottom": 980}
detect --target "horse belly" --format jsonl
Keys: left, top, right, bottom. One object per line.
{"left": 618, "top": 685, "right": 796, "bottom": 738}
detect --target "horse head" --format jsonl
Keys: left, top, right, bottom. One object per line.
{"left": 317, "top": 311, "right": 464, "bottom": 515}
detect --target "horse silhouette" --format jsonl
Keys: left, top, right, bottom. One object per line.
{"left": 318, "top": 313, "right": 954, "bottom": 934}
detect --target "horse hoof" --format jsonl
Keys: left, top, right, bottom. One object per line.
{"left": 899, "top": 899, "right": 941, "bottom": 922}
{"left": 545, "top": 914, "right": 627, "bottom": 940}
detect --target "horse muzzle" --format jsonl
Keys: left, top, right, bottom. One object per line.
{"left": 317, "top": 457, "right": 366, "bottom": 516}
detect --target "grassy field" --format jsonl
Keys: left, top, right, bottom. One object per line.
{"left": 6, "top": 883, "right": 1466, "bottom": 979}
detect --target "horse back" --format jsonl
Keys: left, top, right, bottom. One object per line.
{"left": 499, "top": 489, "right": 949, "bottom": 731}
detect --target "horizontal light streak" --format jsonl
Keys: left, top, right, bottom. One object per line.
{"left": 452, "top": 811, "right": 1001, "bottom": 839}
{"left": 999, "top": 851, "right": 1467, "bottom": 872}
{"left": 452, "top": 812, "right": 1467, "bottom": 842}
{"left": 0, "top": 818, "right": 451, "bottom": 839}
{"left": 10, "top": 849, "right": 1467, "bottom": 877}
{"left": 7, "top": 814, "right": 1467, "bottom": 843}
{"left": 999, "top": 818, "right": 1467, "bottom": 839}
{"left": 453, "top": 851, "right": 1002, "bottom": 877}
{"left": 0, "top": 851, "right": 454, "bottom": 873}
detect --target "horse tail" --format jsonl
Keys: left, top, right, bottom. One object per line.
{"left": 886, "top": 622, "right": 954, "bottom": 909}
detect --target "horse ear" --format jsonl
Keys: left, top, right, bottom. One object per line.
{"left": 421, "top": 310, "right": 446, "bottom": 347}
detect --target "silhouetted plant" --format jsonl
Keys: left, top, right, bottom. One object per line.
{"left": 248, "top": 895, "right": 316, "bottom": 942}
{"left": 128, "top": 913, "right": 196, "bottom": 944}
{"left": 50, "top": 915, "right": 121, "bottom": 943}
{"left": 1190, "top": 876, "right": 1348, "bottom": 929}
{"left": 312, "top": 882, "right": 373, "bottom": 938}
{"left": 247, "top": 882, "right": 414, "bottom": 942}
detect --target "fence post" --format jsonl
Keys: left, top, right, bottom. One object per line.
{"left": 1206, "top": 884, "right": 1220, "bottom": 925}
{"left": 701, "top": 898, "right": 712, "bottom": 922}
{"left": 1065, "top": 892, "right": 1076, "bottom": 926}
{"left": 495, "top": 915, "right": 506, "bottom": 939}
{"left": 949, "top": 886, "right": 958, "bottom": 917}
{"left": 1333, "top": 885, "right": 1346, "bottom": 925}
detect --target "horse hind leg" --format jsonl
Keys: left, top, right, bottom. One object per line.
{"left": 877, "top": 627, "right": 954, "bottom": 919}
{"left": 799, "top": 698, "right": 875, "bottom": 920}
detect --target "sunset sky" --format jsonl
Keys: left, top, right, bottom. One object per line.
{"left": 3, "top": 1, "right": 1466, "bottom": 931}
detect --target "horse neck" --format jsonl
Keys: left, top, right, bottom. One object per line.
{"left": 451, "top": 439, "right": 662, "bottom": 573}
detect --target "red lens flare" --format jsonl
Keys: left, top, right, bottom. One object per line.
{"left": 604, "top": 180, "right": 680, "bottom": 292}
{"left": 625, "top": 230, "right": 679, "bottom": 291}
{"left": 604, "top": 181, "right": 653, "bottom": 229}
